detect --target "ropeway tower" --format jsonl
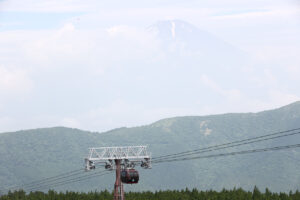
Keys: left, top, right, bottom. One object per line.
{"left": 85, "top": 146, "right": 151, "bottom": 200}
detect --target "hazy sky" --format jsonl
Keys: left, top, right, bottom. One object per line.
{"left": 0, "top": 0, "right": 299, "bottom": 132}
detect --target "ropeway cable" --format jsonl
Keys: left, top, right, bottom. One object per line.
{"left": 152, "top": 128, "right": 300, "bottom": 162}
{"left": 153, "top": 143, "right": 300, "bottom": 164}
{"left": 26, "top": 170, "right": 113, "bottom": 192}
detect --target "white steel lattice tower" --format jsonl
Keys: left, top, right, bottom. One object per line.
{"left": 85, "top": 146, "right": 151, "bottom": 200}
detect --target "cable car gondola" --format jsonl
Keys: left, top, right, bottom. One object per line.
{"left": 121, "top": 169, "right": 139, "bottom": 184}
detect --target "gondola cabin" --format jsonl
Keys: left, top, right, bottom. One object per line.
{"left": 121, "top": 169, "right": 139, "bottom": 184}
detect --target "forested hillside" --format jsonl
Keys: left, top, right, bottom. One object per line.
{"left": 1, "top": 102, "right": 300, "bottom": 192}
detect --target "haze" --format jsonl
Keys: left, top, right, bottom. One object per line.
{"left": 0, "top": 0, "right": 299, "bottom": 133}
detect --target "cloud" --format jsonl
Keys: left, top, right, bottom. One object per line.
{"left": 104, "top": 25, "right": 162, "bottom": 62}
{"left": 198, "top": 72, "right": 299, "bottom": 115}
{"left": 106, "top": 25, "right": 132, "bottom": 36}
{"left": 0, "top": 22, "right": 165, "bottom": 132}
{"left": 238, "top": 90, "right": 300, "bottom": 113}
{"left": 0, "top": 66, "right": 33, "bottom": 95}
{"left": 247, "top": 69, "right": 278, "bottom": 88}
{"left": 61, "top": 117, "right": 81, "bottom": 128}
{"left": 200, "top": 74, "right": 242, "bottom": 102}
{"left": 0, "top": 0, "right": 94, "bottom": 12}
{"left": 0, "top": 22, "right": 161, "bottom": 75}
{"left": 268, "top": 90, "right": 300, "bottom": 107}
{"left": 286, "top": 65, "right": 300, "bottom": 80}
{"left": 22, "top": 23, "right": 93, "bottom": 67}
{"left": 0, "top": 66, "right": 33, "bottom": 115}
{"left": 0, "top": 116, "right": 13, "bottom": 133}
{"left": 0, "top": 0, "right": 299, "bottom": 133}
{"left": 212, "top": 7, "right": 300, "bottom": 20}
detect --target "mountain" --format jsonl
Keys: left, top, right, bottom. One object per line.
{"left": 132, "top": 20, "right": 251, "bottom": 113}
{"left": 1, "top": 102, "right": 300, "bottom": 193}
{"left": 148, "top": 20, "right": 242, "bottom": 57}
{"left": 147, "top": 20, "right": 246, "bottom": 75}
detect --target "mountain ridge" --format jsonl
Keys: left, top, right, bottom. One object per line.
{"left": 0, "top": 101, "right": 300, "bottom": 192}
{"left": 2, "top": 101, "right": 299, "bottom": 135}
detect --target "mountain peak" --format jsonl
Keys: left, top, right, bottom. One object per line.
{"left": 147, "top": 19, "right": 241, "bottom": 58}
{"left": 147, "top": 19, "right": 199, "bottom": 40}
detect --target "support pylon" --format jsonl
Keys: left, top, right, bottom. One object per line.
{"left": 114, "top": 159, "right": 124, "bottom": 200}
{"left": 85, "top": 146, "right": 151, "bottom": 200}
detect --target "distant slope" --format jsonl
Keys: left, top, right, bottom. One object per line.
{"left": 1, "top": 101, "right": 300, "bottom": 192}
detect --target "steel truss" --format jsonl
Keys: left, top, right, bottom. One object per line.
{"left": 85, "top": 146, "right": 151, "bottom": 200}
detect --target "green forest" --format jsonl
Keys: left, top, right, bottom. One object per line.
{"left": 1, "top": 102, "right": 300, "bottom": 192}
{"left": 1, "top": 187, "right": 300, "bottom": 200}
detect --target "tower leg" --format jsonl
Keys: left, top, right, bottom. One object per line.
{"left": 114, "top": 159, "right": 125, "bottom": 200}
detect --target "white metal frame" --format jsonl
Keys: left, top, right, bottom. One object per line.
{"left": 85, "top": 146, "right": 151, "bottom": 170}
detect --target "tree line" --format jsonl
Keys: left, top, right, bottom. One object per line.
{"left": 1, "top": 187, "right": 300, "bottom": 200}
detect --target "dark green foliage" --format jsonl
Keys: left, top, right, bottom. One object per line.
{"left": 2, "top": 188, "right": 300, "bottom": 200}
{"left": 252, "top": 186, "right": 261, "bottom": 200}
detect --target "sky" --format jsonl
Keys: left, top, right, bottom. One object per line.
{"left": 0, "top": 0, "right": 299, "bottom": 133}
